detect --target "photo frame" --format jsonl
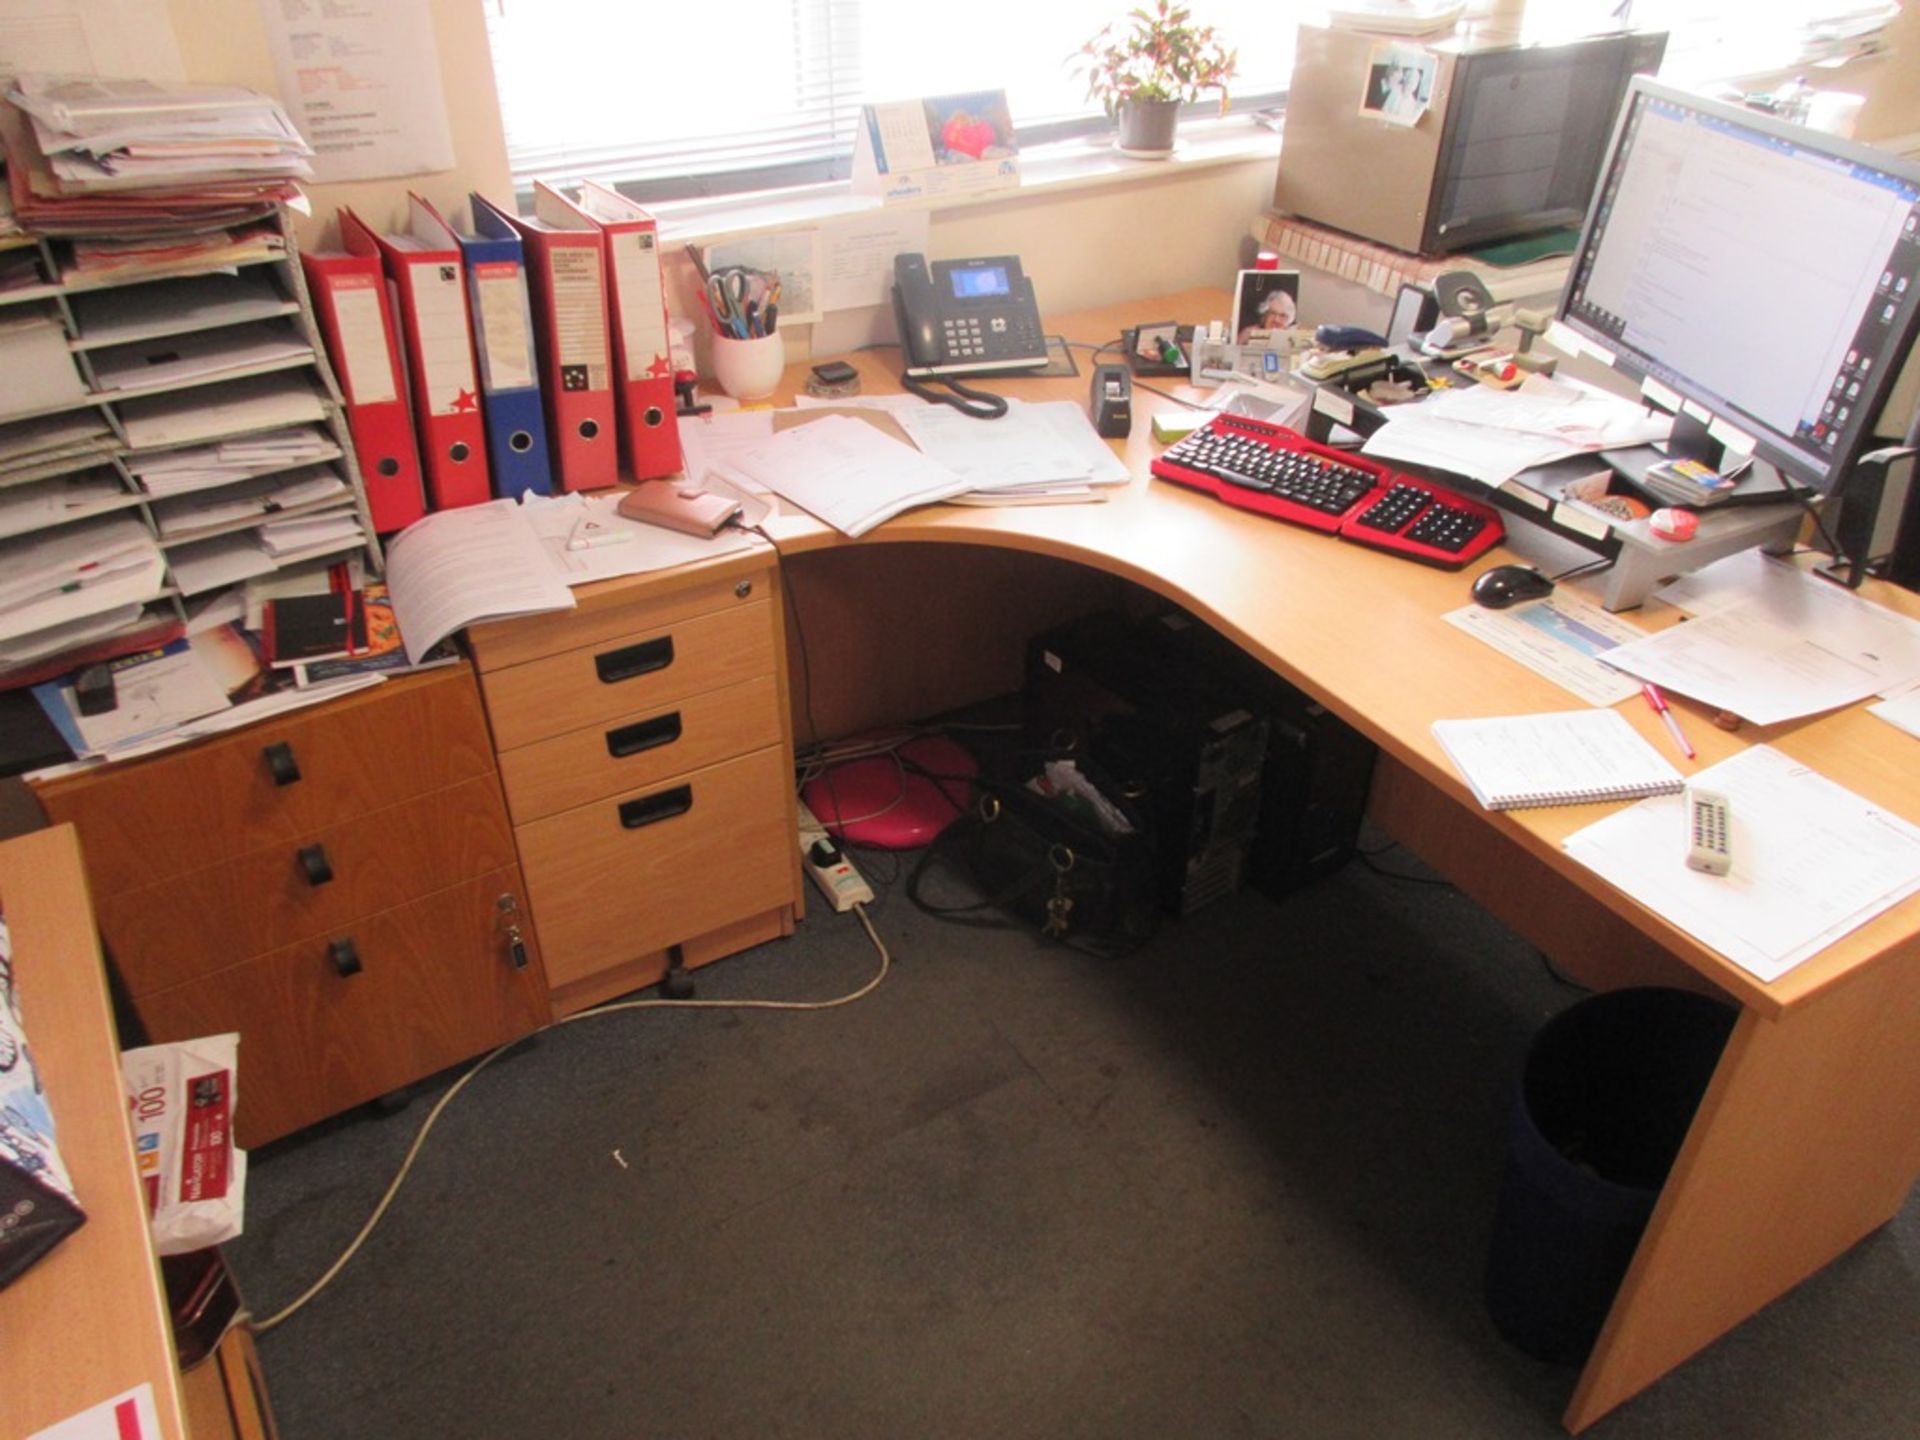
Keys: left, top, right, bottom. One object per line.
{"left": 1232, "top": 269, "right": 1302, "bottom": 345}
{"left": 1361, "top": 43, "right": 1437, "bottom": 128}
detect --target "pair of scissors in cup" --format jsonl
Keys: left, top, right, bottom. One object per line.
{"left": 707, "top": 270, "right": 751, "bottom": 338}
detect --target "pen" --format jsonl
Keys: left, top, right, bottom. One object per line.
{"left": 1641, "top": 683, "right": 1695, "bottom": 759}
{"left": 762, "top": 302, "right": 777, "bottom": 335}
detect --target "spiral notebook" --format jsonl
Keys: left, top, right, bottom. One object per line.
{"left": 1432, "top": 708, "right": 1684, "bottom": 811}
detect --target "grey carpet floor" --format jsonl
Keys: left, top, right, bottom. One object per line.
{"left": 224, "top": 838, "right": 1920, "bottom": 1439}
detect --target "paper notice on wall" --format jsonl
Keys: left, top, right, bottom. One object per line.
{"left": 819, "top": 211, "right": 931, "bottom": 313}
{"left": 0, "top": 1, "right": 185, "bottom": 81}
{"left": 259, "top": 0, "right": 456, "bottom": 183}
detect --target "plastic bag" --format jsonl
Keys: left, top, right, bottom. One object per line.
{"left": 122, "top": 1032, "right": 246, "bottom": 1256}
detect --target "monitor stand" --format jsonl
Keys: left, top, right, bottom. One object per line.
{"left": 1500, "top": 453, "right": 1808, "bottom": 611}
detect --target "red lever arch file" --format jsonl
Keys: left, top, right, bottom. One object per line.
{"left": 559, "top": 181, "right": 684, "bottom": 482}
{"left": 500, "top": 184, "right": 620, "bottom": 492}
{"left": 299, "top": 243, "right": 427, "bottom": 533}
{"left": 340, "top": 200, "right": 491, "bottom": 512}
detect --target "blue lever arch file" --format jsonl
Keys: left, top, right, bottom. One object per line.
{"left": 460, "top": 197, "right": 555, "bottom": 500}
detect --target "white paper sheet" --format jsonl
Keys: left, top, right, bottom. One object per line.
{"left": 1564, "top": 745, "right": 1920, "bottom": 980}
{"left": 259, "top": 0, "right": 455, "bottom": 183}
{"left": 1443, "top": 590, "right": 1650, "bottom": 706}
{"left": 384, "top": 500, "right": 576, "bottom": 663}
{"left": 1603, "top": 552, "right": 1920, "bottom": 724}
{"left": 819, "top": 211, "right": 931, "bottom": 312}
{"left": 727, "top": 414, "right": 969, "bottom": 536}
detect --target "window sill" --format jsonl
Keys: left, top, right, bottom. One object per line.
{"left": 654, "top": 116, "right": 1281, "bottom": 245}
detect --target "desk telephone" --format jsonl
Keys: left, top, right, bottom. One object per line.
{"left": 893, "top": 252, "right": 1047, "bottom": 418}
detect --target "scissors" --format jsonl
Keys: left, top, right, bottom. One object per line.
{"left": 707, "top": 270, "right": 751, "bottom": 338}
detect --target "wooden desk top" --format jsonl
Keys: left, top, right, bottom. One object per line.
{"left": 0, "top": 826, "right": 187, "bottom": 1440}
{"left": 634, "top": 288, "right": 1920, "bottom": 1017}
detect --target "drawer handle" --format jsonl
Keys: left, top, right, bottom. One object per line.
{"left": 606, "top": 710, "right": 683, "bottom": 759}
{"left": 264, "top": 741, "right": 301, "bottom": 786}
{"left": 619, "top": 784, "right": 693, "bottom": 831}
{"left": 329, "top": 938, "right": 362, "bottom": 977}
{"left": 298, "top": 844, "right": 334, "bottom": 886}
{"left": 595, "top": 635, "right": 674, "bottom": 685}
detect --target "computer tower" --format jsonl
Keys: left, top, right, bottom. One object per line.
{"left": 1145, "top": 610, "right": 1377, "bottom": 902}
{"left": 1026, "top": 613, "right": 1268, "bottom": 917}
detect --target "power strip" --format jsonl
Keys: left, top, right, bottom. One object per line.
{"left": 797, "top": 799, "right": 874, "bottom": 912}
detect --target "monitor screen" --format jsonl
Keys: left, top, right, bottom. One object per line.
{"left": 1559, "top": 79, "right": 1920, "bottom": 494}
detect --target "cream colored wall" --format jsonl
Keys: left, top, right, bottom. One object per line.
{"left": 158, "top": 0, "right": 1915, "bottom": 336}
{"left": 164, "top": 0, "right": 511, "bottom": 247}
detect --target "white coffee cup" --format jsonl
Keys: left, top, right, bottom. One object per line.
{"left": 711, "top": 332, "right": 786, "bottom": 401}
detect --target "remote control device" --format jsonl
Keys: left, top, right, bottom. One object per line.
{"left": 1685, "top": 787, "right": 1733, "bottom": 875}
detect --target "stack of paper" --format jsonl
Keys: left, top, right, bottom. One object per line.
{"left": 117, "top": 372, "right": 327, "bottom": 450}
{"left": 726, "top": 414, "right": 973, "bottom": 537}
{"left": 0, "top": 77, "right": 307, "bottom": 235}
{"left": 1599, "top": 551, "right": 1920, "bottom": 725}
{"left": 892, "top": 399, "right": 1130, "bottom": 504}
{"left": 0, "top": 466, "right": 130, "bottom": 540}
{"left": 8, "top": 76, "right": 312, "bottom": 189}
{"left": 0, "top": 308, "right": 90, "bottom": 418}
{"left": 87, "top": 318, "right": 311, "bottom": 393}
{"left": 1362, "top": 373, "right": 1672, "bottom": 486}
{"left": 62, "top": 223, "right": 287, "bottom": 283}
{"left": 127, "top": 425, "right": 339, "bottom": 498}
{"left": 69, "top": 271, "right": 293, "bottom": 345}
{"left": 150, "top": 464, "right": 351, "bottom": 541}
{"left": 0, "top": 513, "right": 166, "bottom": 643}
{"left": 0, "top": 411, "right": 118, "bottom": 484}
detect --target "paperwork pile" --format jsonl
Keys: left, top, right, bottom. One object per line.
{"left": 1600, "top": 551, "right": 1920, "bottom": 725}
{"left": 0, "top": 76, "right": 310, "bottom": 232}
{"left": 1361, "top": 373, "right": 1672, "bottom": 486}
{"left": 680, "top": 397, "right": 1130, "bottom": 534}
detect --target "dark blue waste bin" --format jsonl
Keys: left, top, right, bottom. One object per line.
{"left": 1484, "top": 986, "right": 1736, "bottom": 1364}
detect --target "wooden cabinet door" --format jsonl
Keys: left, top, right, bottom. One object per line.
{"left": 136, "top": 867, "right": 550, "bottom": 1147}
{"left": 35, "top": 667, "right": 498, "bottom": 893}
{"left": 96, "top": 774, "right": 519, "bottom": 996}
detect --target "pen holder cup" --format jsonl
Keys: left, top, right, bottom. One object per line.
{"left": 710, "top": 332, "right": 786, "bottom": 402}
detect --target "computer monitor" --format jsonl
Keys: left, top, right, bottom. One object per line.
{"left": 1557, "top": 78, "right": 1920, "bottom": 496}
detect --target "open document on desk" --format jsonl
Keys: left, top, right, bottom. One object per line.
{"left": 1600, "top": 551, "right": 1920, "bottom": 725}
{"left": 1564, "top": 744, "right": 1920, "bottom": 981}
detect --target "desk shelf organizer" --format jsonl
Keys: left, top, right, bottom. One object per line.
{"left": 1299, "top": 383, "right": 1803, "bottom": 611}
{"left": 0, "top": 206, "right": 383, "bottom": 657}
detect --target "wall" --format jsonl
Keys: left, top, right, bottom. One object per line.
{"left": 153, "top": 0, "right": 1919, "bottom": 357}
{"left": 159, "top": 0, "right": 1276, "bottom": 359}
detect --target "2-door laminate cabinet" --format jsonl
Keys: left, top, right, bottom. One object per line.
{"left": 467, "top": 549, "right": 804, "bottom": 1016}
{"left": 31, "top": 663, "right": 549, "bottom": 1148}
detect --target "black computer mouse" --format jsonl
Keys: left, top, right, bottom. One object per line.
{"left": 1471, "top": 564, "right": 1555, "bottom": 609}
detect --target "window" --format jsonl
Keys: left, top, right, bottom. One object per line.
{"left": 484, "top": 1, "right": 1298, "bottom": 201}
{"left": 484, "top": 2, "right": 1903, "bottom": 205}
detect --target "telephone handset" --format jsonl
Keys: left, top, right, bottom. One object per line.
{"left": 892, "top": 252, "right": 1048, "bottom": 419}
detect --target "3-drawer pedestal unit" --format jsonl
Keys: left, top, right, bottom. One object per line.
{"left": 467, "top": 549, "right": 804, "bottom": 1016}
{"left": 31, "top": 664, "right": 551, "bottom": 1147}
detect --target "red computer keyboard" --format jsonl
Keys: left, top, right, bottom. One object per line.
{"left": 1150, "top": 413, "right": 1504, "bottom": 569}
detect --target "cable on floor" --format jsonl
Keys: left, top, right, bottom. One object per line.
{"left": 247, "top": 902, "right": 893, "bottom": 1337}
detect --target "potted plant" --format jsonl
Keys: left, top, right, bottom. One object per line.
{"left": 1074, "top": 1, "right": 1238, "bottom": 158}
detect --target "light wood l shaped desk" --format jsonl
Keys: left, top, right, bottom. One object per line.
{"left": 712, "top": 289, "right": 1920, "bottom": 1432}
